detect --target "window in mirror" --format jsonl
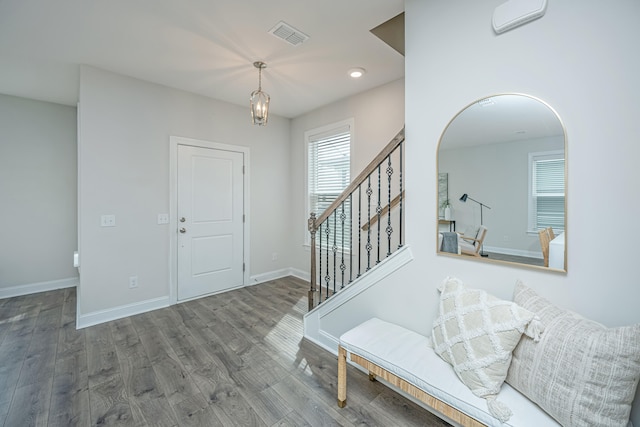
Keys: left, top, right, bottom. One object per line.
{"left": 437, "top": 94, "right": 567, "bottom": 272}
{"left": 528, "top": 150, "right": 565, "bottom": 233}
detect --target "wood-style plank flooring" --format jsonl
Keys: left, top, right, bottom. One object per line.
{"left": 0, "top": 276, "right": 450, "bottom": 426}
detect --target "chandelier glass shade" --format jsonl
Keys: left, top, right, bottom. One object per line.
{"left": 250, "top": 61, "right": 270, "bottom": 126}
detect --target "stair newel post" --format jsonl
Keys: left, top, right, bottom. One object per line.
{"left": 308, "top": 212, "right": 317, "bottom": 310}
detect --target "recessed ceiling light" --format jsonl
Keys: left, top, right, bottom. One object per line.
{"left": 348, "top": 68, "right": 366, "bottom": 78}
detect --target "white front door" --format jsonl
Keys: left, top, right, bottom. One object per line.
{"left": 177, "top": 145, "right": 244, "bottom": 301}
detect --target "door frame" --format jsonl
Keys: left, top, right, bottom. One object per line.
{"left": 169, "top": 136, "right": 250, "bottom": 305}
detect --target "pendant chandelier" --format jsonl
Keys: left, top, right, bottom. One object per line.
{"left": 250, "top": 61, "right": 270, "bottom": 126}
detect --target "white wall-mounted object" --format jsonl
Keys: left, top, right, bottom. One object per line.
{"left": 493, "top": 0, "right": 548, "bottom": 34}
{"left": 129, "top": 275, "right": 138, "bottom": 289}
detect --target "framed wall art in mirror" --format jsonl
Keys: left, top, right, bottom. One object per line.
{"left": 436, "top": 93, "right": 567, "bottom": 272}
{"left": 438, "top": 172, "right": 449, "bottom": 218}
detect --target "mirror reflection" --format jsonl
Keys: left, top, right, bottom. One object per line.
{"left": 437, "top": 94, "right": 567, "bottom": 271}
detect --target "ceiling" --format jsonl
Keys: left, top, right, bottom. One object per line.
{"left": 440, "top": 94, "right": 566, "bottom": 150}
{"left": 0, "top": 0, "right": 404, "bottom": 119}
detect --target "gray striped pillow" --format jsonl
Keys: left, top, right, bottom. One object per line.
{"left": 506, "top": 281, "right": 640, "bottom": 427}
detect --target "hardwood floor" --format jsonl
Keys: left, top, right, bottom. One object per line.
{"left": 0, "top": 277, "right": 450, "bottom": 426}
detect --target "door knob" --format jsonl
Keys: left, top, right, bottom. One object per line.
{"left": 180, "top": 217, "right": 186, "bottom": 222}
{"left": 179, "top": 228, "right": 186, "bottom": 233}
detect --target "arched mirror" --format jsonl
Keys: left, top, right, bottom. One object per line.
{"left": 437, "top": 94, "right": 567, "bottom": 272}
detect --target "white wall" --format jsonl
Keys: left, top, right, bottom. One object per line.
{"left": 77, "top": 66, "right": 292, "bottom": 322}
{"left": 312, "top": 1, "right": 640, "bottom": 423}
{"left": 289, "top": 78, "right": 405, "bottom": 272}
{"left": 0, "top": 94, "right": 78, "bottom": 294}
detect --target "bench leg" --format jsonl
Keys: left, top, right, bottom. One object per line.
{"left": 368, "top": 372, "right": 377, "bottom": 382}
{"left": 337, "top": 346, "right": 347, "bottom": 408}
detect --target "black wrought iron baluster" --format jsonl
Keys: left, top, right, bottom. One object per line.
{"left": 366, "top": 176, "right": 372, "bottom": 271}
{"left": 340, "top": 202, "right": 346, "bottom": 289}
{"left": 399, "top": 142, "right": 404, "bottom": 248}
{"left": 376, "top": 165, "right": 382, "bottom": 264}
{"left": 318, "top": 223, "right": 323, "bottom": 305}
{"left": 325, "top": 220, "right": 330, "bottom": 302}
{"left": 332, "top": 211, "right": 337, "bottom": 296}
{"left": 349, "top": 193, "right": 353, "bottom": 284}
{"left": 386, "top": 154, "right": 394, "bottom": 257}
{"left": 357, "top": 185, "right": 362, "bottom": 278}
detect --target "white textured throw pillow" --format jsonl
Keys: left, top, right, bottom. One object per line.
{"left": 432, "top": 277, "right": 542, "bottom": 422}
{"left": 507, "top": 281, "right": 640, "bottom": 427}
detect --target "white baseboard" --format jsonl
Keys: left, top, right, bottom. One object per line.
{"left": 288, "top": 267, "right": 309, "bottom": 282}
{"left": 249, "top": 267, "right": 310, "bottom": 286}
{"left": 76, "top": 295, "right": 170, "bottom": 329}
{"left": 58, "top": 267, "right": 309, "bottom": 329}
{"left": 0, "top": 277, "right": 78, "bottom": 299}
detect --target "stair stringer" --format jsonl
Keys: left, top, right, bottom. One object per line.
{"left": 303, "top": 245, "right": 414, "bottom": 354}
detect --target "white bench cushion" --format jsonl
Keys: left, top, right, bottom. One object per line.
{"left": 340, "top": 317, "right": 560, "bottom": 427}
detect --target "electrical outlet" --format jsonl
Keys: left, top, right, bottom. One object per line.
{"left": 157, "top": 213, "right": 169, "bottom": 224}
{"left": 101, "top": 214, "right": 116, "bottom": 227}
{"left": 129, "top": 276, "right": 138, "bottom": 289}
{"left": 272, "top": 252, "right": 278, "bottom": 261}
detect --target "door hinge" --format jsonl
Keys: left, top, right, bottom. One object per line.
{"left": 243, "top": 214, "right": 245, "bottom": 223}
{"left": 243, "top": 263, "right": 245, "bottom": 272}
{"left": 242, "top": 165, "right": 245, "bottom": 174}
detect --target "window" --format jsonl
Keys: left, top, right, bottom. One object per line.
{"left": 528, "top": 150, "right": 565, "bottom": 232}
{"left": 306, "top": 120, "right": 352, "bottom": 247}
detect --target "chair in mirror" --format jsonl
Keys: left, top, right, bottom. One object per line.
{"left": 437, "top": 93, "right": 567, "bottom": 272}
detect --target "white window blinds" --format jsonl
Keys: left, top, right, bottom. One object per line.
{"left": 307, "top": 124, "right": 351, "bottom": 248}
{"left": 529, "top": 151, "right": 565, "bottom": 232}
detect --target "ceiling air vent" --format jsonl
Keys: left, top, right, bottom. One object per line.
{"left": 269, "top": 21, "right": 309, "bottom": 46}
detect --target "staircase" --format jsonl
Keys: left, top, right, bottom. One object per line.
{"left": 307, "top": 128, "right": 405, "bottom": 310}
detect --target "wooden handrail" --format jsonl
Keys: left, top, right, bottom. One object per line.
{"left": 362, "top": 191, "right": 405, "bottom": 231}
{"left": 314, "top": 128, "right": 405, "bottom": 227}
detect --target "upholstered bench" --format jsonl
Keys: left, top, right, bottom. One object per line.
{"left": 338, "top": 278, "right": 640, "bottom": 426}
{"left": 337, "top": 317, "right": 560, "bottom": 427}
